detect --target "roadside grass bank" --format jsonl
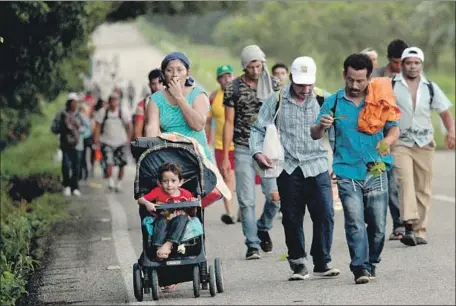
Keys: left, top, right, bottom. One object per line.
{"left": 0, "top": 95, "right": 69, "bottom": 306}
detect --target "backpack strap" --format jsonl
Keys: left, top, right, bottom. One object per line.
{"left": 273, "top": 89, "right": 283, "bottom": 126}
{"left": 100, "top": 108, "right": 109, "bottom": 134}
{"left": 231, "top": 78, "right": 242, "bottom": 106}
{"left": 316, "top": 95, "right": 325, "bottom": 107}
{"left": 426, "top": 81, "right": 434, "bottom": 105}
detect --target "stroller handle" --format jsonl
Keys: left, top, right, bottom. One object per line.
{"left": 155, "top": 201, "right": 201, "bottom": 211}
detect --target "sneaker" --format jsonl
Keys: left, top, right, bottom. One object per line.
{"left": 313, "top": 265, "right": 341, "bottom": 277}
{"left": 258, "top": 231, "right": 273, "bottom": 253}
{"left": 354, "top": 269, "right": 370, "bottom": 284}
{"left": 400, "top": 225, "right": 417, "bottom": 246}
{"left": 245, "top": 247, "right": 260, "bottom": 260}
{"left": 221, "top": 214, "right": 236, "bottom": 225}
{"left": 369, "top": 265, "right": 376, "bottom": 279}
{"left": 416, "top": 237, "right": 428, "bottom": 245}
{"left": 115, "top": 180, "right": 122, "bottom": 193}
{"left": 72, "top": 189, "right": 81, "bottom": 197}
{"left": 63, "top": 187, "right": 71, "bottom": 197}
{"left": 289, "top": 265, "right": 310, "bottom": 281}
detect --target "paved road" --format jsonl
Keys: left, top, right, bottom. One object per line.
{"left": 25, "top": 22, "right": 455, "bottom": 305}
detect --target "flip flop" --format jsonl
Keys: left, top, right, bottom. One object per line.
{"left": 161, "top": 284, "right": 178, "bottom": 292}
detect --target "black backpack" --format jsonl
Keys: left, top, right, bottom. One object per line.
{"left": 101, "top": 107, "right": 123, "bottom": 134}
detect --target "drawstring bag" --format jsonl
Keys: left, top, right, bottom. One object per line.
{"left": 255, "top": 90, "right": 285, "bottom": 178}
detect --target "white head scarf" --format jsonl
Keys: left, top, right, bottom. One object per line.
{"left": 240, "top": 45, "right": 273, "bottom": 101}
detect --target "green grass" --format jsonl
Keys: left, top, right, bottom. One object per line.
{"left": 137, "top": 17, "right": 454, "bottom": 149}
{"left": 0, "top": 95, "right": 65, "bottom": 178}
{"left": 0, "top": 94, "right": 69, "bottom": 306}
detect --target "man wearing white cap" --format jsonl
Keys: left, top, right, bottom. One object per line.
{"left": 391, "top": 47, "right": 455, "bottom": 246}
{"left": 222, "top": 45, "right": 281, "bottom": 260}
{"left": 251, "top": 56, "right": 340, "bottom": 280}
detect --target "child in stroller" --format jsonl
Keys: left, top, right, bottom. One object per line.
{"left": 137, "top": 162, "right": 198, "bottom": 261}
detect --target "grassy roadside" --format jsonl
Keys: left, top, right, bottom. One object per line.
{"left": 137, "top": 17, "right": 454, "bottom": 149}
{"left": 0, "top": 95, "right": 69, "bottom": 306}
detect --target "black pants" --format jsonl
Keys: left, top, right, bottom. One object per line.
{"left": 277, "top": 168, "right": 334, "bottom": 268}
{"left": 62, "top": 148, "right": 81, "bottom": 191}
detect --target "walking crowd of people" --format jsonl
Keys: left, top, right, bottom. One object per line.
{"left": 52, "top": 37, "right": 454, "bottom": 285}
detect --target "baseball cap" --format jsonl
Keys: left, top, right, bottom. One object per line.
{"left": 401, "top": 47, "right": 424, "bottom": 62}
{"left": 290, "top": 57, "right": 317, "bottom": 85}
{"left": 216, "top": 64, "right": 234, "bottom": 77}
{"left": 67, "top": 92, "right": 79, "bottom": 101}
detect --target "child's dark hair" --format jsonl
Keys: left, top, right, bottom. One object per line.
{"left": 158, "top": 162, "right": 183, "bottom": 181}
{"left": 387, "top": 39, "right": 408, "bottom": 59}
{"left": 272, "top": 63, "right": 289, "bottom": 74}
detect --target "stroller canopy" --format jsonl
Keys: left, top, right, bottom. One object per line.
{"left": 131, "top": 136, "right": 217, "bottom": 200}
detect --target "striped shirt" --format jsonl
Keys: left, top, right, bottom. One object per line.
{"left": 250, "top": 84, "right": 329, "bottom": 177}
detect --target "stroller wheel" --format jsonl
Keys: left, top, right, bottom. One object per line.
{"left": 132, "top": 263, "right": 143, "bottom": 302}
{"left": 214, "top": 258, "right": 224, "bottom": 293}
{"left": 192, "top": 265, "right": 200, "bottom": 298}
{"left": 200, "top": 261, "right": 208, "bottom": 290}
{"left": 208, "top": 265, "right": 216, "bottom": 297}
{"left": 150, "top": 269, "right": 159, "bottom": 301}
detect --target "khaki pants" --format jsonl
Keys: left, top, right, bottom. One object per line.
{"left": 392, "top": 141, "right": 435, "bottom": 238}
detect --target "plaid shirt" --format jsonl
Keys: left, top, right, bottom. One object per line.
{"left": 250, "top": 84, "right": 329, "bottom": 177}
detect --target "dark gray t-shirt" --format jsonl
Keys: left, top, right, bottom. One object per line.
{"left": 371, "top": 66, "right": 392, "bottom": 78}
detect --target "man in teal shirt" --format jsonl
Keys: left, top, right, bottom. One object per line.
{"left": 311, "top": 53, "right": 400, "bottom": 285}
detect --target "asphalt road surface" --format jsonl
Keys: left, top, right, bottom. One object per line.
{"left": 24, "top": 22, "right": 456, "bottom": 305}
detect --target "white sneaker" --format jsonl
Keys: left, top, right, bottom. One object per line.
{"left": 73, "top": 189, "right": 81, "bottom": 197}
{"left": 63, "top": 187, "right": 71, "bottom": 196}
{"left": 115, "top": 180, "right": 122, "bottom": 192}
{"left": 107, "top": 177, "right": 115, "bottom": 191}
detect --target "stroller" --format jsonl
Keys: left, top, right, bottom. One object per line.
{"left": 131, "top": 135, "right": 225, "bottom": 301}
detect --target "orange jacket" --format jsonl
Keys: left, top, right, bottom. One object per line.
{"left": 358, "top": 77, "right": 401, "bottom": 134}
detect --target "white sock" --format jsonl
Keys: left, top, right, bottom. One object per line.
{"left": 108, "top": 177, "right": 114, "bottom": 188}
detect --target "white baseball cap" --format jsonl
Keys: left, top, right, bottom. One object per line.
{"left": 401, "top": 47, "right": 424, "bottom": 62}
{"left": 290, "top": 56, "right": 317, "bottom": 85}
{"left": 67, "top": 92, "right": 79, "bottom": 101}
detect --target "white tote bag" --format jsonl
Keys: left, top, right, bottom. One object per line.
{"left": 256, "top": 90, "right": 285, "bottom": 178}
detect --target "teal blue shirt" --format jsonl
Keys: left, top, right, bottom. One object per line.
{"left": 315, "top": 89, "right": 398, "bottom": 181}
{"left": 152, "top": 87, "right": 213, "bottom": 161}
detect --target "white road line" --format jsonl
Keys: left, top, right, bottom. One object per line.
{"left": 433, "top": 194, "right": 455, "bottom": 203}
{"left": 106, "top": 193, "right": 152, "bottom": 305}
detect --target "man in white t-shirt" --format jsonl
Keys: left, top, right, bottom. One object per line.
{"left": 94, "top": 93, "right": 132, "bottom": 191}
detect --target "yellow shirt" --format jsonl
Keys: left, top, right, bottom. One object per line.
{"left": 209, "top": 89, "right": 234, "bottom": 151}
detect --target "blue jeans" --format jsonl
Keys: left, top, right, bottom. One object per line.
{"left": 277, "top": 168, "right": 334, "bottom": 269}
{"left": 61, "top": 148, "right": 81, "bottom": 191}
{"left": 387, "top": 168, "right": 402, "bottom": 230}
{"left": 234, "top": 146, "right": 280, "bottom": 249}
{"left": 337, "top": 172, "right": 388, "bottom": 273}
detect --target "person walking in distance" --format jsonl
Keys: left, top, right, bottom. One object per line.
{"left": 311, "top": 53, "right": 400, "bottom": 284}
{"left": 205, "top": 64, "right": 238, "bottom": 225}
{"left": 222, "top": 45, "right": 281, "bottom": 260}
{"left": 371, "top": 38, "right": 409, "bottom": 241}
{"left": 271, "top": 63, "right": 289, "bottom": 88}
{"left": 133, "top": 69, "right": 164, "bottom": 140}
{"left": 391, "top": 47, "right": 455, "bottom": 246}
{"left": 251, "top": 56, "right": 340, "bottom": 280}
{"left": 94, "top": 93, "right": 132, "bottom": 192}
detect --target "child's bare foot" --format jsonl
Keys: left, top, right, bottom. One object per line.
{"left": 156, "top": 241, "right": 173, "bottom": 260}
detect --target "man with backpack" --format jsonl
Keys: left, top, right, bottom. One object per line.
{"left": 391, "top": 47, "right": 454, "bottom": 247}
{"left": 251, "top": 56, "right": 340, "bottom": 281}
{"left": 222, "top": 45, "right": 281, "bottom": 260}
{"left": 94, "top": 93, "right": 132, "bottom": 192}
{"left": 133, "top": 69, "right": 163, "bottom": 140}
{"left": 51, "top": 92, "right": 88, "bottom": 197}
